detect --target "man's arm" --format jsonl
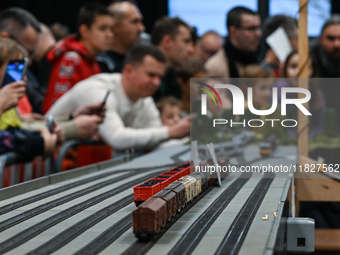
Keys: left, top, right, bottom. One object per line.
{"left": 46, "top": 85, "right": 79, "bottom": 116}
{"left": 99, "top": 109, "right": 169, "bottom": 150}
{"left": 0, "top": 128, "right": 57, "bottom": 162}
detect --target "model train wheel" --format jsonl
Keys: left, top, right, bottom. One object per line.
{"left": 135, "top": 201, "right": 144, "bottom": 207}
{"left": 137, "top": 235, "right": 152, "bottom": 242}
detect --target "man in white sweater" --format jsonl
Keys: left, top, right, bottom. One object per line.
{"left": 47, "top": 45, "right": 190, "bottom": 150}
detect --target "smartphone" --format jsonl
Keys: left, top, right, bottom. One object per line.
{"left": 96, "top": 91, "right": 110, "bottom": 114}
{"left": 1, "top": 58, "right": 29, "bottom": 88}
{"left": 45, "top": 115, "right": 55, "bottom": 133}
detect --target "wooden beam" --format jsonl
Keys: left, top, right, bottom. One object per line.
{"left": 315, "top": 229, "right": 340, "bottom": 251}
{"left": 295, "top": 156, "right": 339, "bottom": 202}
{"left": 295, "top": 173, "right": 340, "bottom": 201}
{"left": 297, "top": 0, "right": 309, "bottom": 157}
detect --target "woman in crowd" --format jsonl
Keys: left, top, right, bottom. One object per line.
{"left": 0, "top": 37, "right": 57, "bottom": 161}
{"left": 280, "top": 50, "right": 326, "bottom": 137}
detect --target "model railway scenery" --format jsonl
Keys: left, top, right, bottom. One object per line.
{"left": 0, "top": 141, "right": 308, "bottom": 255}
{"left": 2, "top": 0, "right": 340, "bottom": 253}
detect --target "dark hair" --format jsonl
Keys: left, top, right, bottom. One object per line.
{"left": 226, "top": 6, "right": 257, "bottom": 32}
{"left": 282, "top": 50, "right": 319, "bottom": 78}
{"left": 282, "top": 50, "right": 322, "bottom": 109}
{"left": 76, "top": 3, "right": 114, "bottom": 35}
{"left": 123, "top": 44, "right": 166, "bottom": 67}
{"left": 191, "top": 27, "right": 198, "bottom": 45}
{"left": 0, "top": 37, "right": 27, "bottom": 67}
{"left": 0, "top": 7, "right": 41, "bottom": 37}
{"left": 282, "top": 50, "right": 297, "bottom": 78}
{"left": 262, "top": 15, "right": 297, "bottom": 40}
{"left": 151, "top": 16, "right": 191, "bottom": 46}
{"left": 175, "top": 59, "right": 206, "bottom": 83}
{"left": 156, "top": 96, "right": 183, "bottom": 113}
{"left": 321, "top": 14, "right": 340, "bottom": 34}
{"left": 50, "top": 22, "right": 70, "bottom": 41}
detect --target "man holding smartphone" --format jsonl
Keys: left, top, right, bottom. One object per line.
{"left": 0, "top": 81, "right": 57, "bottom": 161}
{"left": 47, "top": 45, "right": 191, "bottom": 151}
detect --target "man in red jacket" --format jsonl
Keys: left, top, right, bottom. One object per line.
{"left": 43, "top": 3, "right": 114, "bottom": 113}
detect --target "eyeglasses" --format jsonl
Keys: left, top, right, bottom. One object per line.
{"left": 237, "top": 26, "right": 261, "bottom": 33}
{"left": 203, "top": 48, "right": 218, "bottom": 57}
{"left": 8, "top": 34, "right": 37, "bottom": 57}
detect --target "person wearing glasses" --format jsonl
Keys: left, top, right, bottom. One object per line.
{"left": 200, "top": 30, "right": 223, "bottom": 64}
{"left": 205, "top": 6, "right": 261, "bottom": 78}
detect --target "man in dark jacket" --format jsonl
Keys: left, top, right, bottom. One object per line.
{"left": 151, "top": 17, "right": 194, "bottom": 102}
{"left": 97, "top": 1, "right": 145, "bottom": 73}
{"left": 312, "top": 15, "right": 340, "bottom": 129}
{"left": 205, "top": 7, "right": 261, "bottom": 78}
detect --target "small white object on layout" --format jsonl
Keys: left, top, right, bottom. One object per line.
{"left": 207, "top": 143, "right": 222, "bottom": 187}
{"left": 191, "top": 140, "right": 201, "bottom": 171}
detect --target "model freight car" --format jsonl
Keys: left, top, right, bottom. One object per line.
{"left": 133, "top": 171, "right": 211, "bottom": 241}
{"left": 260, "top": 134, "right": 277, "bottom": 157}
{"left": 133, "top": 162, "right": 192, "bottom": 206}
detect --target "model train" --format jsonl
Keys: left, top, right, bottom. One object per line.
{"left": 260, "top": 134, "right": 277, "bottom": 157}
{"left": 133, "top": 162, "right": 192, "bottom": 206}
{"left": 132, "top": 171, "right": 215, "bottom": 241}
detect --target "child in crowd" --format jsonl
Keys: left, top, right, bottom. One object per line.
{"left": 156, "top": 96, "right": 189, "bottom": 147}
{"left": 239, "top": 65, "right": 286, "bottom": 139}
{"left": 156, "top": 96, "right": 183, "bottom": 127}
{"left": 42, "top": 3, "right": 114, "bottom": 113}
{"left": 240, "top": 64, "right": 275, "bottom": 109}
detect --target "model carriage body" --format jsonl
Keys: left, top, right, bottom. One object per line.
{"left": 133, "top": 171, "right": 211, "bottom": 240}
{"left": 133, "top": 162, "right": 191, "bottom": 206}
{"left": 260, "top": 134, "right": 277, "bottom": 157}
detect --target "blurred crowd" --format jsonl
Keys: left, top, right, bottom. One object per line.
{"left": 0, "top": 0, "right": 340, "bottom": 162}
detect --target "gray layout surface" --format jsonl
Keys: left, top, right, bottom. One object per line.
{"left": 0, "top": 144, "right": 295, "bottom": 255}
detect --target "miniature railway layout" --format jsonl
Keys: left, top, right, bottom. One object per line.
{"left": 0, "top": 144, "right": 296, "bottom": 255}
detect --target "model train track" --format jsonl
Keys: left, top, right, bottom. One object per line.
{"left": 27, "top": 194, "right": 134, "bottom": 254}
{"left": 0, "top": 167, "right": 171, "bottom": 233}
{"left": 74, "top": 214, "right": 132, "bottom": 255}
{"left": 0, "top": 171, "right": 165, "bottom": 254}
{"left": 214, "top": 172, "right": 275, "bottom": 255}
{"left": 0, "top": 163, "right": 177, "bottom": 215}
{"left": 167, "top": 173, "right": 251, "bottom": 255}
{"left": 170, "top": 148, "right": 190, "bottom": 164}
{"left": 122, "top": 186, "right": 215, "bottom": 255}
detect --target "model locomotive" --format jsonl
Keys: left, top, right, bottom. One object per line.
{"left": 133, "top": 162, "right": 192, "bottom": 206}
{"left": 132, "top": 170, "right": 214, "bottom": 241}
{"left": 260, "top": 134, "right": 277, "bottom": 157}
